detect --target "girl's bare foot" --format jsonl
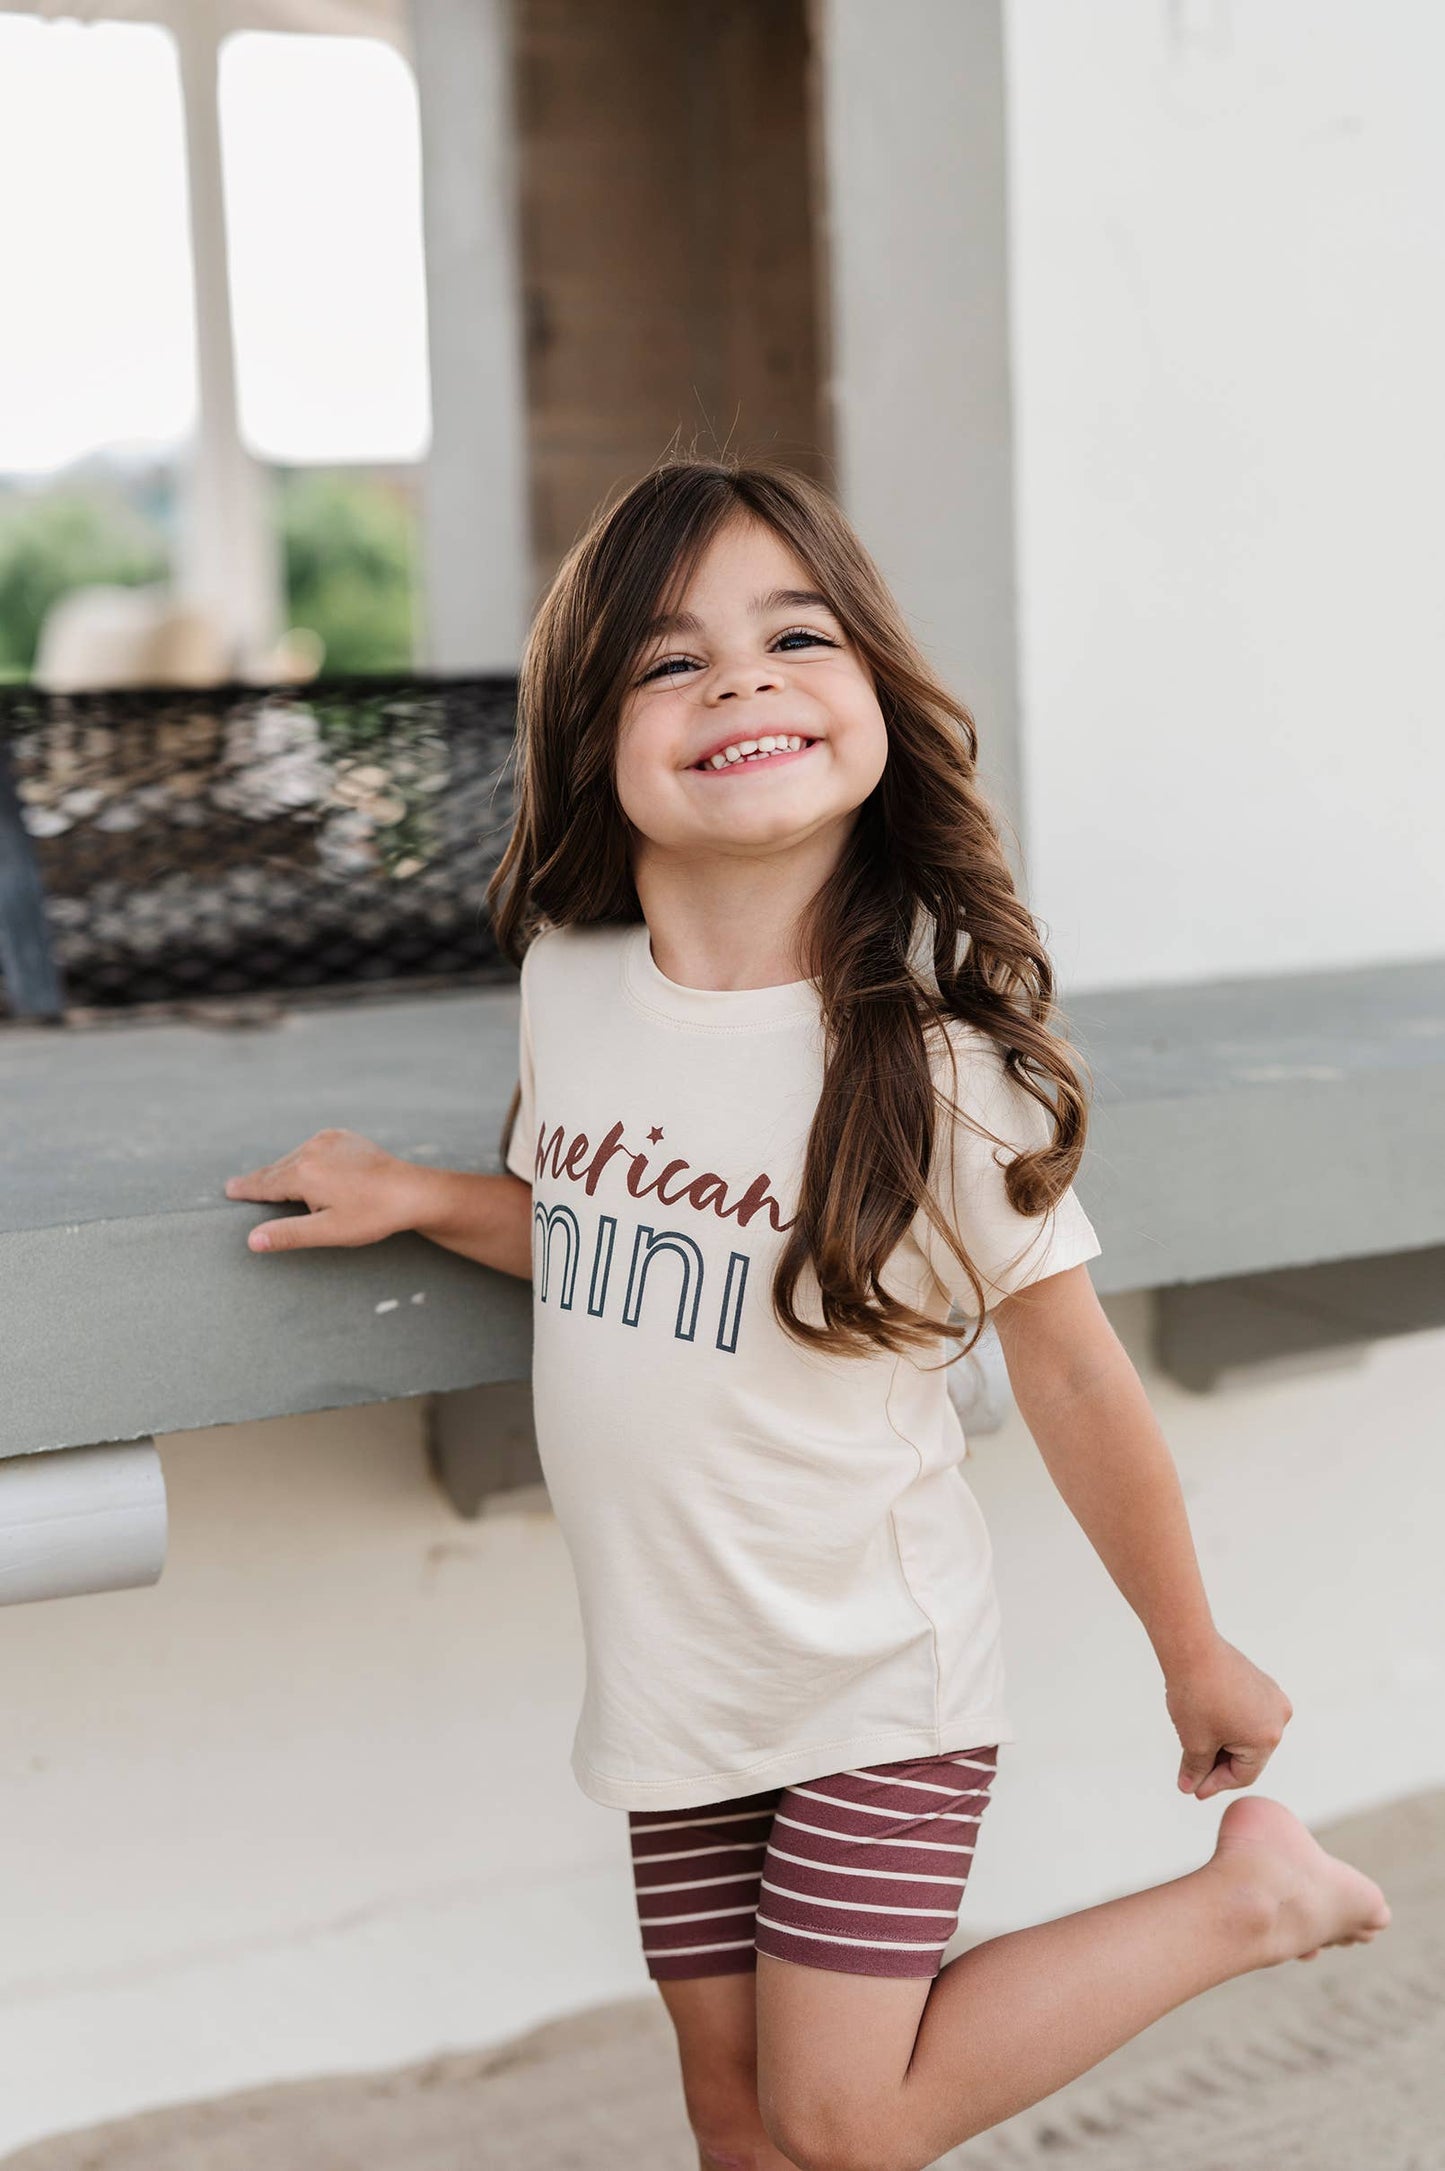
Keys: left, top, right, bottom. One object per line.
{"left": 1209, "top": 1794, "right": 1391, "bottom": 1968}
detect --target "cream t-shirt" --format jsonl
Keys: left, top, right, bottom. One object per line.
{"left": 505, "top": 921, "right": 1102, "bottom": 1811}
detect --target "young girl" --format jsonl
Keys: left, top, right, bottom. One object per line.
{"left": 225, "top": 457, "right": 1390, "bottom": 2171}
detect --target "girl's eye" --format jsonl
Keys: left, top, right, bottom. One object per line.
{"left": 636, "top": 626, "right": 838, "bottom": 685}
{"left": 637, "top": 655, "right": 696, "bottom": 683}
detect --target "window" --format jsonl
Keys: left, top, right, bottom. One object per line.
{"left": 217, "top": 30, "right": 431, "bottom": 466}
{"left": 0, "top": 15, "right": 196, "bottom": 475}
{"left": 0, "top": 17, "right": 430, "bottom": 683}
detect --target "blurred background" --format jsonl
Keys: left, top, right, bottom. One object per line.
{"left": 0, "top": 2, "right": 428, "bottom": 690}
{"left": 1, "top": 3, "right": 1443, "bottom": 2166}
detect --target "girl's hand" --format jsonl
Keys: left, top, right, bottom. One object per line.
{"left": 1165, "top": 1634, "right": 1293, "bottom": 1800}
{"left": 224, "top": 1129, "right": 419, "bottom": 1253}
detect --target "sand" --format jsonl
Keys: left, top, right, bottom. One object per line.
{"left": 7, "top": 1788, "right": 1442, "bottom": 2171}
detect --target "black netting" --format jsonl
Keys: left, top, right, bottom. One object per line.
{"left": 0, "top": 674, "right": 521, "bottom": 1020}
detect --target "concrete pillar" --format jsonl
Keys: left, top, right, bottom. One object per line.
{"left": 408, "top": 0, "right": 531, "bottom": 671}
{"left": 172, "top": 0, "right": 286, "bottom": 673}
{"left": 812, "top": 0, "right": 1024, "bottom": 864}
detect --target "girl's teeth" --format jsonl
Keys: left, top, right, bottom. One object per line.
{"left": 703, "top": 734, "right": 808, "bottom": 771}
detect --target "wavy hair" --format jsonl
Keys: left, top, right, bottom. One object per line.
{"left": 487, "top": 454, "right": 1092, "bottom": 1367}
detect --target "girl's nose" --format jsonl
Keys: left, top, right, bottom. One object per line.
{"left": 712, "top": 658, "right": 785, "bottom": 699}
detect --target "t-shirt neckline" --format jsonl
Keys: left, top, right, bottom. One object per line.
{"left": 621, "top": 922, "right": 821, "bottom": 1029}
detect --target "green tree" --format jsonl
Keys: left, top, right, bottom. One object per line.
{"left": 0, "top": 465, "right": 419, "bottom": 683}
{"left": 0, "top": 486, "right": 168, "bottom": 680}
{"left": 278, "top": 468, "right": 417, "bottom": 675}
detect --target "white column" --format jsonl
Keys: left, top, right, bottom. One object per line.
{"left": 813, "top": 0, "right": 1024, "bottom": 861}
{"left": 171, "top": 0, "right": 286, "bottom": 674}
{"left": 408, "top": 0, "right": 531, "bottom": 672}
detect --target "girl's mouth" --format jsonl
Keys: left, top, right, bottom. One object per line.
{"left": 690, "top": 734, "right": 819, "bottom": 774}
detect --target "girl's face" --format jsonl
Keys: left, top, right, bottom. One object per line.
{"left": 614, "top": 516, "right": 889, "bottom": 862}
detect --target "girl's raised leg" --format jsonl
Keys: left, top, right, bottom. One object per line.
{"left": 754, "top": 1795, "right": 1390, "bottom": 2171}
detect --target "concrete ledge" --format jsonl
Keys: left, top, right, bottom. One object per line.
{"left": 1, "top": 985, "right": 530, "bottom": 1460}
{"left": 1068, "top": 954, "right": 1445, "bottom": 1290}
{"left": 1155, "top": 1244, "right": 1445, "bottom": 1393}
{"left": 427, "top": 1379, "right": 542, "bottom": 1516}
{"left": 3, "top": 954, "right": 1442, "bottom": 1461}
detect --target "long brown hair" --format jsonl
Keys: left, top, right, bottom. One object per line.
{"left": 487, "top": 454, "right": 1092, "bottom": 1368}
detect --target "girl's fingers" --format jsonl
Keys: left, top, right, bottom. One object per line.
{"left": 248, "top": 1209, "right": 337, "bottom": 1252}
{"left": 225, "top": 1157, "right": 305, "bottom": 1200}
{"left": 227, "top": 1175, "right": 286, "bottom": 1200}
{"left": 1177, "top": 1740, "right": 1220, "bottom": 1794}
{"left": 1196, "top": 1747, "right": 1266, "bottom": 1799}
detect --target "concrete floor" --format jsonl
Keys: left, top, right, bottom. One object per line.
{"left": 5, "top": 1787, "right": 1440, "bottom": 2171}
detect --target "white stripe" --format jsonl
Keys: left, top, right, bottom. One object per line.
{"left": 761, "top": 1878, "right": 955, "bottom": 1919}
{"left": 787, "top": 1789, "right": 982, "bottom": 1823}
{"left": 828, "top": 1773, "right": 990, "bottom": 1800}
{"left": 766, "top": 1842, "right": 970, "bottom": 1883}
{"left": 755, "top": 1913, "right": 945, "bottom": 1953}
{"left": 642, "top": 1903, "right": 762, "bottom": 1926}
{"left": 632, "top": 1841, "right": 767, "bottom": 1864}
{"left": 631, "top": 1809, "right": 770, "bottom": 1835}
{"left": 647, "top": 1936, "right": 756, "bottom": 1957}
{"left": 774, "top": 1815, "right": 977, "bottom": 1854}
{"left": 945, "top": 1756, "right": 998, "bottom": 1774}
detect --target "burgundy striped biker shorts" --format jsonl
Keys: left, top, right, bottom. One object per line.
{"left": 628, "top": 1745, "right": 999, "bottom": 1981}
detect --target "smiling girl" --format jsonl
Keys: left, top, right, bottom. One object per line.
{"left": 225, "top": 458, "right": 1389, "bottom": 2170}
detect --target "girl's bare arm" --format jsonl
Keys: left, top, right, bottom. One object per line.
{"left": 991, "top": 1264, "right": 1292, "bottom": 1800}
{"left": 405, "top": 1163, "right": 534, "bottom": 1279}
{"left": 224, "top": 1128, "right": 534, "bottom": 1281}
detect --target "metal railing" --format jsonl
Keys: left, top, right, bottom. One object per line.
{"left": 0, "top": 674, "right": 520, "bottom": 1023}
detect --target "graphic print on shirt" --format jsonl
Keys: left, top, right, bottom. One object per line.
{"left": 520, "top": 1112, "right": 798, "bottom": 1357}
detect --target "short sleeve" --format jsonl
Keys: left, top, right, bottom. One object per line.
{"left": 503, "top": 950, "right": 537, "bottom": 1182}
{"left": 912, "top": 1022, "right": 1101, "bottom": 1318}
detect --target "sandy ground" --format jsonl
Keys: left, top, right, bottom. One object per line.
{"left": 8, "top": 1788, "right": 1442, "bottom": 2171}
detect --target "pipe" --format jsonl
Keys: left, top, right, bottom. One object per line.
{"left": 0, "top": 1440, "right": 167, "bottom": 1606}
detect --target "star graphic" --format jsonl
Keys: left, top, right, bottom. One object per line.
{"left": 647, "top": 1125, "right": 665, "bottom": 1143}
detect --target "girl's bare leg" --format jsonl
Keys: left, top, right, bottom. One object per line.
{"left": 658, "top": 1972, "right": 803, "bottom": 2170}
{"left": 754, "top": 1795, "right": 1391, "bottom": 2171}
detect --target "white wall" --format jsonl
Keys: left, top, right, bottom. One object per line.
{"left": 4, "top": 1307, "right": 1444, "bottom": 2150}
{"left": 0, "top": 1402, "right": 634, "bottom": 2156}
{"left": 1005, "top": 0, "right": 1445, "bottom": 990}
{"left": 966, "top": 1302, "right": 1445, "bottom": 1931}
